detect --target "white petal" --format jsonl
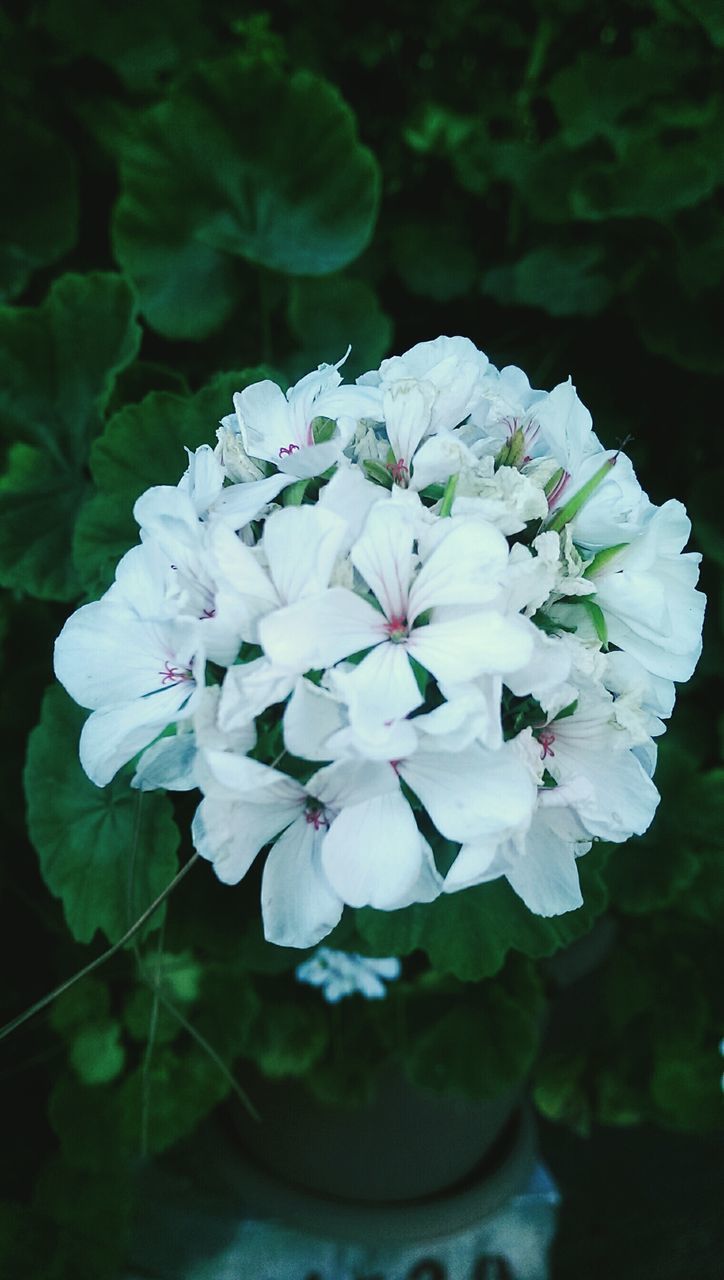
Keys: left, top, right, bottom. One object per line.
{"left": 318, "top": 465, "right": 384, "bottom": 550}
{"left": 79, "top": 684, "right": 196, "bottom": 786}
{"left": 180, "top": 444, "right": 225, "bottom": 516}
{"left": 533, "top": 378, "right": 599, "bottom": 475}
{"left": 54, "top": 604, "right": 200, "bottom": 709}
{"left": 399, "top": 741, "right": 536, "bottom": 843}
{"left": 444, "top": 837, "right": 506, "bottom": 892}
{"left": 408, "top": 612, "right": 534, "bottom": 684}
{"left": 192, "top": 794, "right": 288, "bottom": 885}
{"left": 198, "top": 749, "right": 304, "bottom": 811}
{"left": 321, "top": 792, "right": 423, "bottom": 908}
{"left": 235, "top": 381, "right": 294, "bottom": 462}
{"left": 211, "top": 472, "right": 296, "bottom": 529}
{"left": 505, "top": 812, "right": 584, "bottom": 916}
{"left": 351, "top": 502, "right": 414, "bottom": 621}
{"left": 382, "top": 378, "right": 434, "bottom": 467}
{"left": 262, "top": 505, "right": 346, "bottom": 604}
{"left": 259, "top": 588, "right": 383, "bottom": 671}
{"left": 283, "top": 678, "right": 347, "bottom": 760}
{"left": 408, "top": 519, "right": 508, "bottom": 619}
{"left": 309, "top": 757, "right": 398, "bottom": 809}
{"left": 385, "top": 837, "right": 443, "bottom": 907}
{"left": 208, "top": 523, "right": 278, "bottom": 640}
{"left": 331, "top": 642, "right": 423, "bottom": 731}
{"left": 132, "top": 733, "right": 198, "bottom": 792}
{"left": 261, "top": 818, "right": 344, "bottom": 948}
{"left": 219, "top": 659, "right": 295, "bottom": 731}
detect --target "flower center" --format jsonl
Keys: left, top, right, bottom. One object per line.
{"left": 278, "top": 442, "right": 301, "bottom": 459}
{"left": 384, "top": 614, "right": 409, "bottom": 643}
{"left": 538, "top": 728, "right": 556, "bottom": 760}
{"left": 386, "top": 458, "right": 409, "bottom": 486}
{"left": 305, "top": 801, "right": 329, "bottom": 831}
{"left": 159, "top": 660, "right": 193, "bottom": 687}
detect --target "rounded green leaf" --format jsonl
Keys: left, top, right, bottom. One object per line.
{"left": 0, "top": 274, "right": 140, "bottom": 600}
{"left": 287, "top": 276, "right": 392, "bottom": 380}
{"left": 482, "top": 244, "right": 613, "bottom": 318}
{"left": 25, "top": 686, "right": 180, "bottom": 946}
{"left": 356, "top": 844, "right": 609, "bottom": 981}
{"left": 112, "top": 58, "right": 381, "bottom": 338}
{"left": 0, "top": 112, "right": 78, "bottom": 302}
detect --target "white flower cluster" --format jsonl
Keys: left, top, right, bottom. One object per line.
{"left": 295, "top": 947, "right": 401, "bottom": 1003}
{"left": 54, "top": 338, "right": 705, "bottom": 948}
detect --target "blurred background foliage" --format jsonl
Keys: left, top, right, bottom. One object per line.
{"left": 1, "top": 1, "right": 723, "bottom": 1275}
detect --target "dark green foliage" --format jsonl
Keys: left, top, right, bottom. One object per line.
{"left": 2, "top": 3, "right": 723, "bottom": 1273}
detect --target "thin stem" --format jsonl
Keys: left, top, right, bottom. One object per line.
{"left": 138, "top": 918, "right": 165, "bottom": 1158}
{"left": 147, "top": 984, "right": 260, "bottom": 1124}
{"left": 0, "top": 854, "right": 200, "bottom": 1045}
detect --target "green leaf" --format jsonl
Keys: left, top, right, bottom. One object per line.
{"left": 356, "top": 845, "right": 609, "bottom": 981}
{"left": 288, "top": 276, "right": 392, "bottom": 380}
{"left": 69, "top": 1022, "right": 126, "bottom": 1086}
{"left": 73, "top": 368, "right": 271, "bottom": 596}
{"left": 0, "top": 273, "right": 140, "bottom": 462}
{"left": 0, "top": 445, "right": 86, "bottom": 600}
{"left": 0, "top": 112, "right": 78, "bottom": 302}
{"left": 0, "top": 274, "right": 140, "bottom": 599}
{"left": 113, "top": 59, "right": 380, "bottom": 338}
{"left": 247, "top": 997, "right": 329, "bottom": 1079}
{"left": 40, "top": 0, "right": 212, "bottom": 93}
{"left": 391, "top": 219, "right": 477, "bottom": 301}
{"left": 404, "top": 961, "right": 544, "bottom": 1099}
{"left": 482, "top": 245, "right": 613, "bottom": 318}
{"left": 24, "top": 686, "right": 180, "bottom": 945}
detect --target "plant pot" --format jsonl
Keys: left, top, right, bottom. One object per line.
{"left": 223, "top": 1096, "right": 537, "bottom": 1247}
{"left": 231, "top": 1066, "right": 525, "bottom": 1204}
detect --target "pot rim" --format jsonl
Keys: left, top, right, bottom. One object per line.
{"left": 214, "top": 1104, "right": 536, "bottom": 1245}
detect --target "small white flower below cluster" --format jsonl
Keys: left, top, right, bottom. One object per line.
{"left": 53, "top": 338, "right": 706, "bottom": 949}
{"left": 295, "top": 947, "right": 402, "bottom": 1002}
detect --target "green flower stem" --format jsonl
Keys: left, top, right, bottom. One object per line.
{"left": 548, "top": 455, "right": 616, "bottom": 532}
{"left": 0, "top": 853, "right": 200, "bottom": 1045}
{"left": 583, "top": 541, "right": 627, "bottom": 577}
{"left": 439, "top": 471, "right": 459, "bottom": 517}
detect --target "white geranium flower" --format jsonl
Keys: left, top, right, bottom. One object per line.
{"left": 193, "top": 749, "right": 441, "bottom": 944}
{"left": 54, "top": 586, "right": 204, "bottom": 787}
{"left": 530, "top": 683, "right": 660, "bottom": 843}
{"left": 375, "top": 335, "right": 489, "bottom": 432}
{"left": 589, "top": 499, "right": 705, "bottom": 681}
{"left": 177, "top": 442, "right": 296, "bottom": 526}
{"left": 233, "top": 356, "right": 381, "bottom": 479}
{"left": 260, "top": 501, "right": 534, "bottom": 729}
{"left": 295, "top": 948, "right": 401, "bottom": 1002}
